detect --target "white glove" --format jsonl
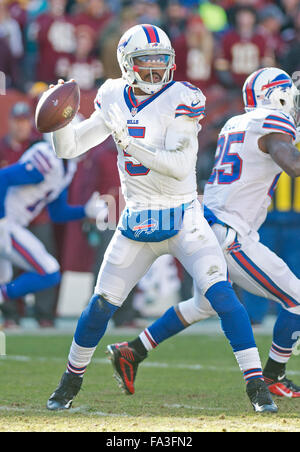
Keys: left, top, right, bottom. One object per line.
{"left": 105, "top": 103, "right": 132, "bottom": 150}
{"left": 84, "top": 192, "right": 108, "bottom": 230}
{"left": 0, "top": 217, "right": 12, "bottom": 255}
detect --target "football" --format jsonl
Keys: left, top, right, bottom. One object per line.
{"left": 35, "top": 81, "right": 80, "bottom": 133}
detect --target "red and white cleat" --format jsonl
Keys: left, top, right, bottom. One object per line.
{"left": 106, "top": 342, "right": 145, "bottom": 395}
{"left": 264, "top": 374, "right": 300, "bottom": 398}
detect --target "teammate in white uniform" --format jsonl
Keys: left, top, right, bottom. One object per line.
{"left": 0, "top": 140, "right": 106, "bottom": 314}
{"left": 47, "top": 25, "right": 277, "bottom": 413}
{"left": 108, "top": 67, "right": 300, "bottom": 399}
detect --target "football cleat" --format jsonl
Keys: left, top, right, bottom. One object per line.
{"left": 46, "top": 372, "right": 82, "bottom": 411}
{"left": 106, "top": 342, "right": 145, "bottom": 395}
{"left": 246, "top": 378, "right": 278, "bottom": 413}
{"left": 264, "top": 373, "right": 300, "bottom": 398}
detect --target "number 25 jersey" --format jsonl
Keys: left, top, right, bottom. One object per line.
{"left": 204, "top": 108, "right": 297, "bottom": 236}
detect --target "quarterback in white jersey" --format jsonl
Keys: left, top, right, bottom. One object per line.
{"left": 47, "top": 25, "right": 277, "bottom": 413}
{"left": 109, "top": 67, "right": 300, "bottom": 399}
{"left": 93, "top": 78, "right": 201, "bottom": 210}
{"left": 0, "top": 140, "right": 107, "bottom": 315}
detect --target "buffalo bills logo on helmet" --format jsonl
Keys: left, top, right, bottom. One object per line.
{"left": 262, "top": 73, "right": 292, "bottom": 99}
{"left": 118, "top": 35, "right": 133, "bottom": 51}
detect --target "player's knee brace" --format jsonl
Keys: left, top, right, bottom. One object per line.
{"left": 74, "top": 294, "right": 119, "bottom": 348}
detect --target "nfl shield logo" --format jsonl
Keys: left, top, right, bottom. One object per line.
{"left": 131, "top": 107, "right": 138, "bottom": 117}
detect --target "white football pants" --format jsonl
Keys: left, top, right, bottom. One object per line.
{"left": 94, "top": 200, "right": 228, "bottom": 306}
{"left": 0, "top": 222, "right": 59, "bottom": 285}
{"left": 179, "top": 223, "right": 300, "bottom": 325}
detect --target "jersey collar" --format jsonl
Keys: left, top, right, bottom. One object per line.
{"left": 123, "top": 81, "right": 175, "bottom": 116}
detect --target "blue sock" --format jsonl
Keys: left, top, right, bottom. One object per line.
{"left": 268, "top": 308, "right": 300, "bottom": 363}
{"left": 1, "top": 271, "right": 61, "bottom": 299}
{"left": 205, "top": 281, "right": 256, "bottom": 352}
{"left": 273, "top": 308, "right": 300, "bottom": 349}
{"left": 74, "top": 294, "right": 118, "bottom": 348}
{"left": 147, "top": 306, "right": 186, "bottom": 346}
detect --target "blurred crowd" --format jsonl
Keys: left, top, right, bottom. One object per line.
{"left": 1, "top": 0, "right": 300, "bottom": 328}
{"left": 1, "top": 0, "right": 300, "bottom": 91}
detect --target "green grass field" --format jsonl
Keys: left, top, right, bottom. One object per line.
{"left": 0, "top": 331, "right": 300, "bottom": 432}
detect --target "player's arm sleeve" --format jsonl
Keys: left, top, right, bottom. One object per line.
{"left": 47, "top": 187, "right": 86, "bottom": 223}
{"left": 0, "top": 162, "right": 44, "bottom": 218}
{"left": 52, "top": 110, "right": 111, "bottom": 159}
{"left": 52, "top": 83, "right": 112, "bottom": 159}
{"left": 125, "top": 115, "right": 200, "bottom": 180}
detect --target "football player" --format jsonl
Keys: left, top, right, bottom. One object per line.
{"left": 47, "top": 25, "right": 277, "bottom": 413}
{"left": 0, "top": 139, "right": 107, "bottom": 313}
{"left": 107, "top": 67, "right": 300, "bottom": 400}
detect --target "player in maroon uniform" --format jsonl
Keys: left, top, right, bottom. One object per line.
{"left": 55, "top": 25, "right": 104, "bottom": 92}
{"left": 30, "top": 0, "right": 76, "bottom": 84}
{"left": 172, "top": 15, "right": 217, "bottom": 92}
{"left": 215, "top": 5, "right": 275, "bottom": 89}
{"left": 72, "top": 0, "right": 113, "bottom": 38}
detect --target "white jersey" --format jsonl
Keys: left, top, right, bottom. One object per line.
{"left": 5, "top": 141, "right": 77, "bottom": 227}
{"left": 204, "top": 108, "right": 297, "bottom": 236}
{"left": 94, "top": 78, "right": 205, "bottom": 209}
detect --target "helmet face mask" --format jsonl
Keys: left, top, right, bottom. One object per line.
{"left": 292, "top": 90, "right": 300, "bottom": 127}
{"left": 242, "top": 67, "right": 300, "bottom": 125}
{"left": 117, "top": 25, "right": 176, "bottom": 95}
{"left": 285, "top": 82, "right": 300, "bottom": 127}
{"left": 131, "top": 49, "right": 175, "bottom": 93}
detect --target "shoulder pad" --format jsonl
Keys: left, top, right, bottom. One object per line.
{"left": 260, "top": 110, "right": 296, "bottom": 140}
{"left": 94, "top": 79, "right": 123, "bottom": 112}
{"left": 175, "top": 82, "right": 206, "bottom": 120}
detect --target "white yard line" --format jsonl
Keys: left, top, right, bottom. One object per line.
{"left": 163, "top": 403, "right": 226, "bottom": 411}
{"left": 0, "top": 403, "right": 226, "bottom": 417}
{"left": 0, "top": 354, "right": 238, "bottom": 373}
{"left": 0, "top": 405, "right": 132, "bottom": 417}
{"left": 0, "top": 403, "right": 227, "bottom": 417}
{"left": 2, "top": 354, "right": 300, "bottom": 376}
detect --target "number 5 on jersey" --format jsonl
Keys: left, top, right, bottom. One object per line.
{"left": 208, "top": 132, "right": 245, "bottom": 185}
{"left": 124, "top": 126, "right": 150, "bottom": 176}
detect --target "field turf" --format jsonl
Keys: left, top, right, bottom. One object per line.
{"left": 0, "top": 331, "right": 300, "bottom": 433}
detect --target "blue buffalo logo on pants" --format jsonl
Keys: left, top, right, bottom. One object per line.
{"left": 119, "top": 202, "right": 191, "bottom": 242}
{"left": 133, "top": 217, "right": 159, "bottom": 239}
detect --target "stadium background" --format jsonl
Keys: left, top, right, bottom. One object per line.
{"left": 0, "top": 0, "right": 300, "bottom": 330}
